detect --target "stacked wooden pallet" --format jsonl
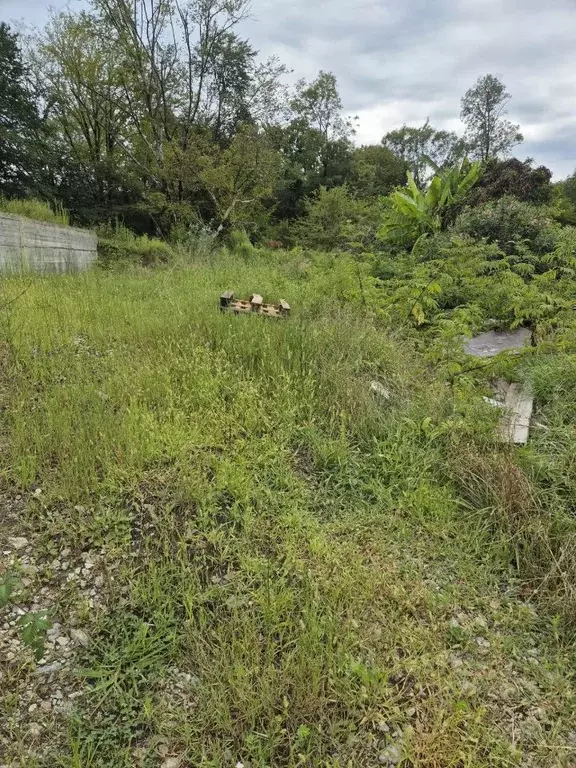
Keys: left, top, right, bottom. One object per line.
{"left": 220, "top": 291, "right": 290, "bottom": 318}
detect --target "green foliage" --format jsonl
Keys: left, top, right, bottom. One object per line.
{"left": 379, "top": 161, "right": 481, "bottom": 247}
{"left": 454, "top": 196, "right": 556, "bottom": 256}
{"left": 294, "top": 185, "right": 380, "bottom": 251}
{"left": 383, "top": 120, "right": 465, "bottom": 188}
{"left": 0, "top": 572, "right": 20, "bottom": 608}
{"left": 0, "top": 196, "right": 70, "bottom": 225}
{"left": 18, "top": 611, "right": 52, "bottom": 660}
{"left": 470, "top": 158, "right": 552, "bottom": 206}
{"left": 227, "top": 229, "right": 255, "bottom": 257}
{"left": 551, "top": 170, "right": 576, "bottom": 225}
{"left": 0, "top": 572, "right": 52, "bottom": 659}
{"left": 460, "top": 74, "right": 523, "bottom": 161}
{"left": 349, "top": 144, "right": 406, "bottom": 199}
{"left": 376, "top": 229, "right": 575, "bottom": 338}
{"left": 0, "top": 23, "right": 42, "bottom": 197}
{"left": 97, "top": 223, "right": 175, "bottom": 266}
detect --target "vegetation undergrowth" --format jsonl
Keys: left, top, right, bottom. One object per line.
{"left": 0, "top": 250, "right": 575, "bottom": 767}
{"left": 0, "top": 197, "right": 70, "bottom": 226}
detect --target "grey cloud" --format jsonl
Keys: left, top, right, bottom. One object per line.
{"left": 244, "top": 0, "right": 576, "bottom": 177}
{"left": 3, "top": 0, "right": 575, "bottom": 177}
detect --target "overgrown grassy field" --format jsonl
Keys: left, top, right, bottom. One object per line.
{"left": 1, "top": 252, "right": 575, "bottom": 767}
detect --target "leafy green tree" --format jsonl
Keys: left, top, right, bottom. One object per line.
{"left": 290, "top": 71, "right": 354, "bottom": 143}
{"left": 167, "top": 124, "right": 280, "bottom": 236}
{"left": 37, "top": 11, "right": 137, "bottom": 214}
{"left": 383, "top": 120, "right": 465, "bottom": 188}
{"left": 460, "top": 75, "right": 523, "bottom": 161}
{"left": 562, "top": 169, "right": 576, "bottom": 208}
{"left": 270, "top": 72, "right": 354, "bottom": 219}
{"left": 0, "top": 23, "right": 42, "bottom": 196}
{"left": 349, "top": 145, "right": 406, "bottom": 199}
{"left": 454, "top": 196, "right": 556, "bottom": 257}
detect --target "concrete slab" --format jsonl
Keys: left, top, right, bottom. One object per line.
{"left": 464, "top": 328, "right": 531, "bottom": 358}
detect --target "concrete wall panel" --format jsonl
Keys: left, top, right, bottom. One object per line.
{"left": 0, "top": 213, "right": 97, "bottom": 273}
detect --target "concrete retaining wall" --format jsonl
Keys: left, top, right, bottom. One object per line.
{"left": 0, "top": 213, "right": 97, "bottom": 274}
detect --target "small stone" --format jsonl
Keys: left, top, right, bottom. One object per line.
{"left": 370, "top": 381, "right": 391, "bottom": 400}
{"left": 161, "top": 759, "right": 181, "bottom": 768}
{"left": 70, "top": 629, "right": 89, "bottom": 647}
{"left": 61, "top": 548, "right": 71, "bottom": 558}
{"left": 29, "top": 724, "right": 41, "bottom": 737}
{"left": 378, "top": 745, "right": 401, "bottom": 765}
{"left": 53, "top": 690, "right": 63, "bottom": 700}
{"left": 28, "top": 703, "right": 38, "bottom": 713}
{"left": 56, "top": 636, "right": 70, "bottom": 647}
{"left": 8, "top": 536, "right": 28, "bottom": 550}
{"left": 40, "top": 701, "right": 52, "bottom": 712}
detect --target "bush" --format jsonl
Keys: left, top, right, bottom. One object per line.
{"left": 453, "top": 196, "right": 556, "bottom": 256}
{"left": 97, "top": 223, "right": 175, "bottom": 267}
{"left": 0, "top": 197, "right": 70, "bottom": 226}
{"left": 294, "top": 185, "right": 381, "bottom": 252}
{"left": 227, "top": 229, "right": 255, "bottom": 258}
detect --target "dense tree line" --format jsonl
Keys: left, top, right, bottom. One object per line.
{"left": 0, "top": 1, "right": 572, "bottom": 243}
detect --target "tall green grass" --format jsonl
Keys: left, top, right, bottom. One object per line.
{"left": 0, "top": 197, "right": 70, "bottom": 226}
{"left": 0, "top": 252, "right": 574, "bottom": 767}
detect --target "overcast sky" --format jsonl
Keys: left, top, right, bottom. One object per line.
{"left": 2, "top": 0, "right": 575, "bottom": 178}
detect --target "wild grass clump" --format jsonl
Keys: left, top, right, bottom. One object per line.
{"left": 97, "top": 222, "right": 175, "bottom": 266}
{"left": 0, "top": 196, "right": 70, "bottom": 226}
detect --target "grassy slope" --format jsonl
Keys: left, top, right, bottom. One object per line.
{"left": 0, "top": 253, "right": 574, "bottom": 767}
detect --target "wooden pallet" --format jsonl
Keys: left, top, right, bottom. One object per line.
{"left": 220, "top": 291, "right": 290, "bottom": 318}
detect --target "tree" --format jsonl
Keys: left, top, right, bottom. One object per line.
{"left": 460, "top": 74, "right": 523, "bottom": 161}
{"left": 469, "top": 158, "right": 552, "bottom": 206}
{"left": 167, "top": 123, "right": 280, "bottom": 235}
{"left": 0, "top": 23, "right": 42, "bottom": 196}
{"left": 383, "top": 120, "right": 464, "bottom": 188}
{"left": 349, "top": 145, "right": 406, "bottom": 199}
{"left": 270, "top": 71, "right": 354, "bottom": 219}
{"left": 290, "top": 71, "right": 354, "bottom": 143}
{"left": 37, "top": 12, "right": 132, "bottom": 211}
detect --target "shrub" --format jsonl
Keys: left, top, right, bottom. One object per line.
{"left": 294, "top": 185, "right": 381, "bottom": 252}
{"left": 97, "top": 223, "right": 174, "bottom": 267}
{"left": 227, "top": 229, "right": 255, "bottom": 258}
{"left": 0, "top": 197, "right": 70, "bottom": 226}
{"left": 453, "top": 196, "right": 556, "bottom": 256}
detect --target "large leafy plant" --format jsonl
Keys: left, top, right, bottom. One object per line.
{"left": 379, "top": 160, "right": 481, "bottom": 248}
